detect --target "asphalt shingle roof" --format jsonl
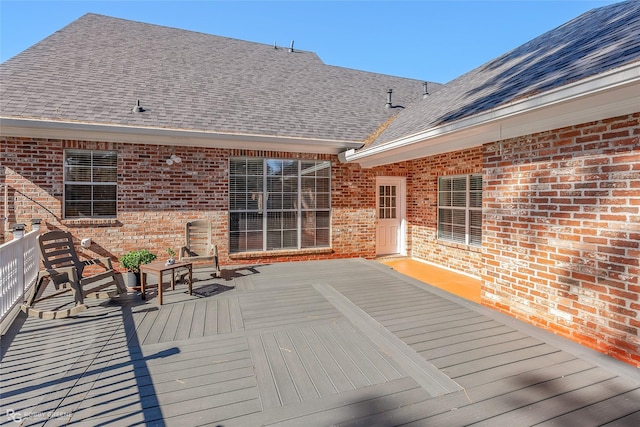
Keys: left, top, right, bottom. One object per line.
{"left": 369, "top": 0, "right": 640, "bottom": 148}
{"left": 3, "top": 2, "right": 638, "bottom": 151}
{"left": 0, "top": 13, "right": 435, "bottom": 144}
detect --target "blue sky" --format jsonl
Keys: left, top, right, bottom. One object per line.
{"left": 0, "top": 0, "right": 619, "bottom": 83}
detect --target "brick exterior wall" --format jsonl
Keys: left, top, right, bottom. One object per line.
{"left": 407, "top": 147, "right": 484, "bottom": 276}
{"left": 3, "top": 111, "right": 638, "bottom": 366}
{"left": 2, "top": 139, "right": 387, "bottom": 266}
{"left": 482, "top": 113, "right": 640, "bottom": 366}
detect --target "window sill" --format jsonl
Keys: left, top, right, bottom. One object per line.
{"left": 229, "top": 247, "right": 334, "bottom": 260}
{"left": 61, "top": 218, "right": 121, "bottom": 227}
{"left": 437, "top": 239, "right": 482, "bottom": 253}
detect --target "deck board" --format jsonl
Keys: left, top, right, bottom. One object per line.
{"left": 203, "top": 298, "right": 218, "bottom": 336}
{"left": 142, "top": 303, "right": 173, "bottom": 345}
{"left": 272, "top": 329, "right": 321, "bottom": 401}
{"left": 71, "top": 333, "right": 257, "bottom": 424}
{"left": 159, "top": 303, "right": 184, "bottom": 342}
{"left": 2, "top": 258, "right": 639, "bottom": 426}
{"left": 173, "top": 301, "right": 195, "bottom": 341}
{"left": 328, "top": 321, "right": 391, "bottom": 385}
{"left": 414, "top": 366, "right": 618, "bottom": 426}
{"left": 314, "top": 323, "right": 372, "bottom": 389}
{"left": 429, "top": 336, "right": 542, "bottom": 368}
{"left": 189, "top": 298, "right": 207, "bottom": 338}
{"left": 419, "top": 329, "right": 529, "bottom": 360}
{"left": 382, "top": 306, "right": 479, "bottom": 328}
{"left": 217, "top": 297, "right": 232, "bottom": 334}
{"left": 601, "top": 410, "right": 640, "bottom": 426}
{"left": 247, "top": 376, "right": 434, "bottom": 426}
{"left": 298, "top": 325, "right": 355, "bottom": 393}
{"left": 409, "top": 324, "right": 516, "bottom": 351}
{"left": 534, "top": 387, "right": 640, "bottom": 427}
{"left": 334, "top": 320, "right": 403, "bottom": 382}
{"left": 454, "top": 350, "right": 578, "bottom": 389}
{"left": 247, "top": 332, "right": 282, "bottom": 410}
{"left": 314, "top": 283, "right": 462, "bottom": 397}
{"left": 229, "top": 296, "right": 244, "bottom": 331}
{"left": 480, "top": 376, "right": 638, "bottom": 426}
{"left": 286, "top": 327, "right": 340, "bottom": 397}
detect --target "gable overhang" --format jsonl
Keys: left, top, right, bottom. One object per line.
{"left": 340, "top": 61, "right": 640, "bottom": 168}
{"left": 0, "top": 119, "right": 363, "bottom": 155}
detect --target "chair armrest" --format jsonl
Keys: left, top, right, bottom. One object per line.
{"left": 179, "top": 246, "right": 188, "bottom": 260}
{"left": 38, "top": 266, "right": 80, "bottom": 286}
{"left": 40, "top": 266, "right": 77, "bottom": 277}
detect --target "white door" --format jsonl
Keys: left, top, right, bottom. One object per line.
{"left": 376, "top": 177, "right": 405, "bottom": 256}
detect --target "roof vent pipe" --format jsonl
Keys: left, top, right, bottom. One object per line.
{"left": 385, "top": 89, "right": 393, "bottom": 108}
{"left": 423, "top": 82, "right": 430, "bottom": 98}
{"left": 289, "top": 40, "right": 294, "bottom": 52}
{"left": 132, "top": 99, "right": 144, "bottom": 113}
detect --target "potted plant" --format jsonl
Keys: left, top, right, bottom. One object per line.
{"left": 166, "top": 247, "right": 176, "bottom": 266}
{"left": 119, "top": 249, "right": 157, "bottom": 287}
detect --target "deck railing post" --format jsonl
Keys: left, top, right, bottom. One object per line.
{"left": 10, "top": 223, "right": 25, "bottom": 238}
{"left": 11, "top": 224, "right": 26, "bottom": 298}
{"left": 31, "top": 218, "right": 42, "bottom": 232}
{"left": 26, "top": 219, "right": 41, "bottom": 294}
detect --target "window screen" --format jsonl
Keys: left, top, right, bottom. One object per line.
{"left": 438, "top": 174, "right": 482, "bottom": 246}
{"left": 230, "top": 158, "right": 331, "bottom": 252}
{"left": 64, "top": 150, "right": 117, "bottom": 218}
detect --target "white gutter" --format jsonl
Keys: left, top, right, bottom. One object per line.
{"left": 0, "top": 118, "right": 363, "bottom": 155}
{"left": 342, "top": 61, "right": 640, "bottom": 167}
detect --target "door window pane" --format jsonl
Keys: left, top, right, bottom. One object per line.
{"left": 378, "top": 185, "right": 397, "bottom": 219}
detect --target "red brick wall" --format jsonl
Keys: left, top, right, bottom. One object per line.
{"left": 2, "top": 138, "right": 388, "bottom": 266}
{"left": 406, "top": 147, "right": 484, "bottom": 276}
{"left": 483, "top": 113, "right": 640, "bottom": 366}
{"left": 2, "top": 138, "right": 229, "bottom": 260}
{"left": 4, "top": 113, "right": 639, "bottom": 366}
{"left": 2, "top": 138, "right": 66, "bottom": 244}
{"left": 1, "top": 137, "right": 484, "bottom": 280}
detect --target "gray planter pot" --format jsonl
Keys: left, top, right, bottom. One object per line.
{"left": 122, "top": 271, "right": 138, "bottom": 289}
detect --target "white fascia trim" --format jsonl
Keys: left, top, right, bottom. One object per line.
{"left": 343, "top": 61, "right": 640, "bottom": 166}
{"left": 0, "top": 119, "right": 363, "bottom": 155}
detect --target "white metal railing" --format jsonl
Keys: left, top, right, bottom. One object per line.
{"left": 0, "top": 221, "right": 41, "bottom": 323}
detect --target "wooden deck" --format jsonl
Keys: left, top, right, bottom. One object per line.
{"left": 1, "top": 258, "right": 639, "bottom": 426}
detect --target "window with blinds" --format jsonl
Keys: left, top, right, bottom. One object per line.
{"left": 64, "top": 150, "right": 117, "bottom": 218}
{"left": 438, "top": 174, "right": 482, "bottom": 246}
{"left": 229, "top": 158, "right": 331, "bottom": 253}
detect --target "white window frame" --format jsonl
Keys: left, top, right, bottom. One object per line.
{"left": 229, "top": 158, "right": 331, "bottom": 253}
{"left": 63, "top": 149, "right": 117, "bottom": 219}
{"left": 437, "top": 174, "right": 482, "bottom": 246}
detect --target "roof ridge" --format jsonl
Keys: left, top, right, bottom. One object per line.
{"left": 75, "top": 13, "right": 325, "bottom": 60}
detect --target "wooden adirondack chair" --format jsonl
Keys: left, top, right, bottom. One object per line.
{"left": 179, "top": 220, "right": 221, "bottom": 278}
{"left": 21, "top": 230, "right": 126, "bottom": 319}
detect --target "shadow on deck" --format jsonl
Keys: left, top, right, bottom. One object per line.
{"left": 1, "top": 259, "right": 639, "bottom": 426}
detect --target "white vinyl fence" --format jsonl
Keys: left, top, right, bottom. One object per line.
{"left": 0, "top": 221, "right": 41, "bottom": 323}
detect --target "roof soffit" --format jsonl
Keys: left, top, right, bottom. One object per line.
{"left": 343, "top": 61, "right": 640, "bottom": 167}
{"left": 0, "top": 118, "right": 364, "bottom": 155}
